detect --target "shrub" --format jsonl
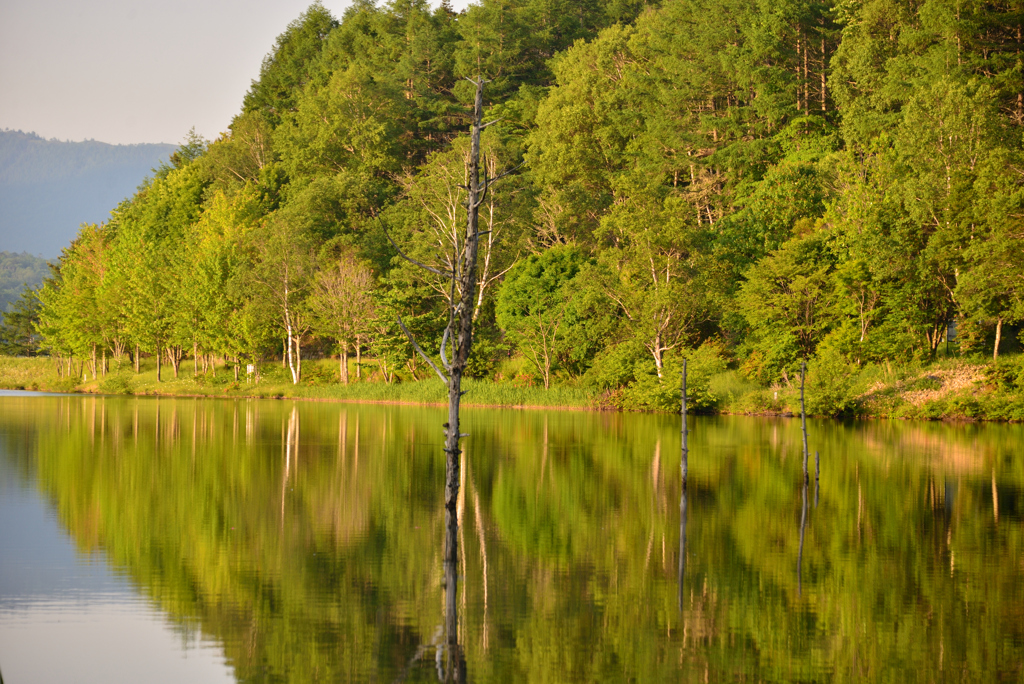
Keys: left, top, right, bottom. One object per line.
{"left": 946, "top": 394, "right": 982, "bottom": 419}
{"left": 984, "top": 355, "right": 1024, "bottom": 390}
{"left": 619, "top": 343, "right": 727, "bottom": 413}
{"left": 99, "top": 373, "right": 134, "bottom": 395}
{"left": 806, "top": 345, "right": 857, "bottom": 417}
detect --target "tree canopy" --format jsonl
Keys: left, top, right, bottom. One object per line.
{"left": 31, "top": 0, "right": 1024, "bottom": 393}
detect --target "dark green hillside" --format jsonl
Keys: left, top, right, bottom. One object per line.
{"left": 0, "top": 130, "right": 175, "bottom": 257}
{"left": 0, "top": 251, "right": 49, "bottom": 312}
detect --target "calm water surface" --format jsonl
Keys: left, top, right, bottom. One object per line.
{"left": 0, "top": 393, "right": 1021, "bottom": 682}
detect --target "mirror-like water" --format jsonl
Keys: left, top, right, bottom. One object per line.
{"left": 0, "top": 393, "right": 1021, "bottom": 682}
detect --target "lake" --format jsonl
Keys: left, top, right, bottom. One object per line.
{"left": 0, "top": 392, "right": 1021, "bottom": 682}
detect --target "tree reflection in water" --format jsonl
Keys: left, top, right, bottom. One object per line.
{"left": 3, "top": 396, "right": 1024, "bottom": 682}
{"left": 678, "top": 485, "right": 687, "bottom": 612}
{"left": 442, "top": 506, "right": 465, "bottom": 683}
{"left": 798, "top": 479, "right": 808, "bottom": 596}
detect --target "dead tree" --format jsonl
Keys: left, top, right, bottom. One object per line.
{"left": 800, "top": 361, "right": 809, "bottom": 485}
{"left": 386, "top": 80, "right": 513, "bottom": 683}
{"left": 385, "top": 78, "right": 515, "bottom": 524}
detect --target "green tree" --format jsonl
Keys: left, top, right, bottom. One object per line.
{"left": 242, "top": 2, "right": 340, "bottom": 126}
{"left": 0, "top": 286, "right": 42, "bottom": 356}
{"left": 307, "top": 247, "right": 375, "bottom": 383}
{"left": 737, "top": 230, "right": 836, "bottom": 384}
{"left": 496, "top": 245, "right": 590, "bottom": 389}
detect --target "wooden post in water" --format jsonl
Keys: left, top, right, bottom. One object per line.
{"left": 800, "top": 361, "right": 809, "bottom": 485}
{"left": 681, "top": 360, "right": 688, "bottom": 487}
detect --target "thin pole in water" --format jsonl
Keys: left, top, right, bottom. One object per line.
{"left": 679, "top": 359, "right": 689, "bottom": 612}
{"left": 678, "top": 485, "right": 687, "bottom": 611}
{"left": 814, "top": 450, "right": 820, "bottom": 508}
{"left": 798, "top": 477, "right": 808, "bottom": 596}
{"left": 800, "top": 361, "right": 809, "bottom": 485}
{"left": 681, "top": 360, "right": 688, "bottom": 488}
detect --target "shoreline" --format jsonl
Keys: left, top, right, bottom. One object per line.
{"left": 2, "top": 355, "right": 1022, "bottom": 423}
{"left": 2, "top": 385, "right": 1019, "bottom": 425}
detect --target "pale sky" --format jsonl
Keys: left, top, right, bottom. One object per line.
{"left": 0, "top": 0, "right": 472, "bottom": 147}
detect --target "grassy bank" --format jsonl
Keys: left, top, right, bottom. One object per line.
{"left": 2, "top": 354, "right": 1021, "bottom": 422}
{"left": 710, "top": 356, "right": 1024, "bottom": 422}
{"left": 0, "top": 356, "right": 595, "bottom": 410}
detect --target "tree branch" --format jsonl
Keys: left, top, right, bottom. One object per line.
{"left": 439, "top": 325, "right": 453, "bottom": 372}
{"left": 487, "top": 162, "right": 524, "bottom": 184}
{"left": 380, "top": 218, "right": 452, "bottom": 278}
{"left": 398, "top": 315, "right": 449, "bottom": 384}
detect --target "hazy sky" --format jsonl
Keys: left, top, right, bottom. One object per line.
{"left": 0, "top": 0, "right": 472, "bottom": 147}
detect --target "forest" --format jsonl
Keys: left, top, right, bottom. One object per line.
{"left": 11, "top": 0, "right": 1024, "bottom": 416}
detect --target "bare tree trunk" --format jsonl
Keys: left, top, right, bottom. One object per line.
{"left": 800, "top": 361, "right": 809, "bottom": 485}
{"left": 820, "top": 37, "right": 827, "bottom": 112}
{"left": 681, "top": 360, "right": 688, "bottom": 488}
{"left": 135, "top": 344, "right": 140, "bottom": 374}
{"left": 340, "top": 344, "right": 349, "bottom": 384}
{"left": 391, "top": 84, "right": 513, "bottom": 650}
{"left": 193, "top": 341, "right": 199, "bottom": 377}
{"left": 168, "top": 346, "right": 181, "bottom": 379}
{"left": 796, "top": 34, "right": 802, "bottom": 111}
{"left": 994, "top": 316, "right": 1003, "bottom": 360}
{"left": 157, "top": 347, "right": 162, "bottom": 382}
{"left": 284, "top": 304, "right": 300, "bottom": 384}
{"left": 803, "top": 30, "right": 809, "bottom": 113}
{"left": 443, "top": 79, "right": 489, "bottom": 516}
{"left": 356, "top": 336, "right": 362, "bottom": 380}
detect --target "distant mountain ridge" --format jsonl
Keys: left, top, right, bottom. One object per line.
{"left": 0, "top": 130, "right": 175, "bottom": 257}
{"left": 0, "top": 251, "right": 49, "bottom": 312}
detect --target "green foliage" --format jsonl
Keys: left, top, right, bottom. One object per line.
{"left": 806, "top": 344, "right": 857, "bottom": 417}
{"left": 617, "top": 342, "right": 728, "bottom": 413}
{"left": 496, "top": 245, "right": 593, "bottom": 389}
{"left": 7, "top": 395, "right": 1022, "bottom": 681}
{"left": 242, "top": 2, "right": 340, "bottom": 126}
{"left": 26, "top": 0, "right": 1024, "bottom": 419}
{"left": 737, "top": 230, "right": 836, "bottom": 381}
{"left": 0, "top": 286, "right": 42, "bottom": 355}
{"left": 99, "top": 371, "right": 134, "bottom": 395}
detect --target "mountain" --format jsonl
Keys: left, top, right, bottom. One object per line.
{"left": 0, "top": 251, "right": 50, "bottom": 312}
{"left": 0, "top": 130, "right": 176, "bottom": 257}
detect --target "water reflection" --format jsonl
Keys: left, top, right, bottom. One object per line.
{"left": 0, "top": 395, "right": 1022, "bottom": 682}
{"left": 677, "top": 486, "right": 687, "bottom": 612}
{"left": 442, "top": 507, "right": 465, "bottom": 683}
{"left": 797, "top": 479, "right": 808, "bottom": 596}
